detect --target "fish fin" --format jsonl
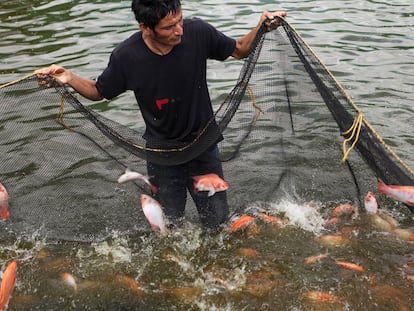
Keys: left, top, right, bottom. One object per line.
{"left": 207, "top": 189, "right": 215, "bottom": 197}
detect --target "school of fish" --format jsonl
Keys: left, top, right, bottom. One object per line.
{"left": 1, "top": 174, "right": 413, "bottom": 309}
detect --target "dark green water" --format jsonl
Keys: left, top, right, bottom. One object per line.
{"left": 1, "top": 0, "right": 413, "bottom": 310}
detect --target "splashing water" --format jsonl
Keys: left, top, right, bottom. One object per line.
{"left": 270, "top": 199, "right": 326, "bottom": 234}
{"left": 246, "top": 198, "right": 326, "bottom": 234}
{"left": 90, "top": 235, "right": 132, "bottom": 263}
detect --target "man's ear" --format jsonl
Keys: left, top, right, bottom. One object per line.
{"left": 139, "top": 23, "right": 148, "bottom": 32}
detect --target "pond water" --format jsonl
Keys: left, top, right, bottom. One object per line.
{"left": 0, "top": 0, "right": 413, "bottom": 310}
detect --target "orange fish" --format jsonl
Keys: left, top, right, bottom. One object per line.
{"left": 393, "top": 228, "right": 414, "bottom": 242}
{"left": 235, "top": 248, "right": 259, "bottom": 258}
{"left": 0, "top": 261, "right": 17, "bottom": 311}
{"left": 0, "top": 183, "right": 10, "bottom": 220}
{"left": 305, "top": 253, "right": 329, "bottom": 264}
{"left": 325, "top": 217, "right": 340, "bottom": 226}
{"left": 192, "top": 173, "right": 229, "bottom": 197}
{"left": 303, "top": 290, "right": 340, "bottom": 304}
{"left": 61, "top": 273, "right": 77, "bottom": 292}
{"left": 331, "top": 203, "right": 356, "bottom": 217}
{"left": 378, "top": 181, "right": 414, "bottom": 206}
{"left": 255, "top": 212, "right": 285, "bottom": 227}
{"left": 226, "top": 215, "right": 255, "bottom": 233}
{"left": 316, "top": 234, "right": 348, "bottom": 248}
{"left": 335, "top": 260, "right": 364, "bottom": 272}
{"left": 113, "top": 275, "right": 144, "bottom": 296}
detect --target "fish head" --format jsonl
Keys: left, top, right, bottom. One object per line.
{"left": 140, "top": 194, "right": 150, "bottom": 205}
{"left": 215, "top": 181, "right": 229, "bottom": 191}
{"left": 193, "top": 179, "right": 211, "bottom": 192}
{"left": 364, "top": 191, "right": 378, "bottom": 214}
{"left": 364, "top": 191, "right": 375, "bottom": 202}
{"left": 0, "top": 182, "right": 9, "bottom": 199}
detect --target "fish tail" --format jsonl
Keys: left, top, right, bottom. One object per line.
{"left": 377, "top": 181, "right": 388, "bottom": 194}
{"left": 150, "top": 184, "right": 158, "bottom": 194}
{"left": 0, "top": 204, "right": 9, "bottom": 220}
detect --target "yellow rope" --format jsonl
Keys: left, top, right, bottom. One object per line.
{"left": 246, "top": 85, "right": 264, "bottom": 124}
{"left": 342, "top": 113, "right": 363, "bottom": 161}
{"left": 0, "top": 72, "right": 36, "bottom": 89}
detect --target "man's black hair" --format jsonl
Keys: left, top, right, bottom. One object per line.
{"left": 131, "top": 0, "right": 181, "bottom": 30}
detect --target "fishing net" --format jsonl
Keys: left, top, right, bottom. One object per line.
{"left": 1, "top": 18, "right": 413, "bottom": 241}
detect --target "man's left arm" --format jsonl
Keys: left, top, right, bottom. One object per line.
{"left": 231, "top": 10, "right": 287, "bottom": 59}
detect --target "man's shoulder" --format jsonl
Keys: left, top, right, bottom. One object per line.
{"left": 184, "top": 17, "right": 213, "bottom": 32}
{"left": 112, "top": 32, "right": 143, "bottom": 56}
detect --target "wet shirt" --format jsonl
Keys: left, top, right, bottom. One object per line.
{"left": 96, "top": 18, "right": 236, "bottom": 143}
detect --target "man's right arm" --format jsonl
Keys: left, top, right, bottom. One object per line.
{"left": 35, "top": 64, "right": 103, "bottom": 101}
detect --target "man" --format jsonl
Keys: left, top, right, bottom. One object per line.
{"left": 36, "top": 0, "right": 286, "bottom": 228}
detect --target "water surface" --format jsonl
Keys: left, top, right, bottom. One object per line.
{"left": 0, "top": 0, "right": 413, "bottom": 310}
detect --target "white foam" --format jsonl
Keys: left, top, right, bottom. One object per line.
{"left": 245, "top": 198, "right": 326, "bottom": 235}
{"left": 270, "top": 199, "right": 326, "bottom": 234}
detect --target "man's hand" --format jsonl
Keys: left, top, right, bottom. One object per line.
{"left": 261, "top": 11, "right": 287, "bottom": 31}
{"left": 35, "top": 64, "right": 71, "bottom": 87}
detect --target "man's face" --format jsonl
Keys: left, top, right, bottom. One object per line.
{"left": 151, "top": 9, "right": 184, "bottom": 47}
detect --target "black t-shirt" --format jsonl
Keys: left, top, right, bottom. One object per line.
{"left": 96, "top": 18, "right": 236, "bottom": 142}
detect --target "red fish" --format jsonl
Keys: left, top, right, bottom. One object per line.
{"left": 193, "top": 173, "right": 229, "bottom": 197}
{"left": 393, "top": 228, "right": 414, "bottom": 242}
{"left": 364, "top": 191, "right": 378, "bottom": 214}
{"left": 305, "top": 252, "right": 329, "bottom": 264}
{"left": 303, "top": 290, "right": 340, "bottom": 303}
{"left": 235, "top": 248, "right": 259, "bottom": 258}
{"left": 118, "top": 168, "right": 158, "bottom": 194}
{"left": 140, "top": 194, "right": 168, "bottom": 235}
{"left": 331, "top": 203, "right": 356, "bottom": 217}
{"left": 316, "top": 234, "right": 348, "bottom": 248}
{"left": 378, "top": 181, "right": 414, "bottom": 206}
{"left": 335, "top": 260, "right": 364, "bottom": 272}
{"left": 325, "top": 217, "right": 340, "bottom": 226}
{"left": 0, "top": 261, "right": 17, "bottom": 311}
{"left": 113, "top": 275, "right": 145, "bottom": 296}
{"left": 255, "top": 212, "right": 285, "bottom": 227}
{"left": 61, "top": 273, "right": 77, "bottom": 292}
{"left": 0, "top": 183, "right": 10, "bottom": 220}
{"left": 226, "top": 215, "right": 255, "bottom": 233}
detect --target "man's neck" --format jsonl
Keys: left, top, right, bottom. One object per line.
{"left": 142, "top": 33, "right": 173, "bottom": 56}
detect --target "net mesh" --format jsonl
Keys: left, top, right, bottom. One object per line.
{"left": 1, "top": 18, "right": 413, "bottom": 241}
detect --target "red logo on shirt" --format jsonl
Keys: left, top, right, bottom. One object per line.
{"left": 156, "top": 98, "right": 169, "bottom": 110}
